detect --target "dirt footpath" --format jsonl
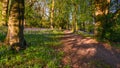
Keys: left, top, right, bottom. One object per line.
{"left": 61, "top": 30, "right": 120, "bottom": 68}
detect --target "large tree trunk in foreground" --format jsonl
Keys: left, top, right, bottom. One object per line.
{"left": 0, "top": 0, "right": 9, "bottom": 26}
{"left": 5, "top": 0, "right": 26, "bottom": 51}
{"left": 94, "top": 0, "right": 110, "bottom": 38}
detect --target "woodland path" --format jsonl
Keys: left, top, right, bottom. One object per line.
{"left": 60, "top": 30, "right": 120, "bottom": 68}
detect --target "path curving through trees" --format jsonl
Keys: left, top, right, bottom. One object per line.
{"left": 61, "top": 30, "right": 120, "bottom": 68}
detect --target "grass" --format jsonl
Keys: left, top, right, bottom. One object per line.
{"left": 110, "top": 42, "right": 120, "bottom": 48}
{"left": 77, "top": 30, "right": 120, "bottom": 48}
{"left": 77, "top": 31, "right": 94, "bottom": 38}
{"left": 0, "top": 29, "right": 64, "bottom": 68}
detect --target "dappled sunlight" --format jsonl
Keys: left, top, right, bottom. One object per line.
{"left": 61, "top": 31, "right": 120, "bottom": 68}
{"left": 0, "top": 0, "right": 120, "bottom": 67}
{"left": 80, "top": 38, "right": 98, "bottom": 44}
{"left": 63, "top": 30, "right": 72, "bottom": 34}
{"left": 76, "top": 48, "right": 96, "bottom": 57}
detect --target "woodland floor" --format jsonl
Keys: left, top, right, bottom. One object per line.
{"left": 0, "top": 28, "right": 120, "bottom": 68}
{"left": 60, "top": 30, "right": 120, "bottom": 68}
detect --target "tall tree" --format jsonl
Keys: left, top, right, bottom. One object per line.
{"left": 94, "top": 0, "right": 110, "bottom": 38}
{"left": 72, "top": 3, "right": 78, "bottom": 32}
{"left": 50, "top": 0, "right": 54, "bottom": 29}
{"left": 71, "top": 0, "right": 80, "bottom": 33}
{"left": 6, "top": 0, "right": 26, "bottom": 50}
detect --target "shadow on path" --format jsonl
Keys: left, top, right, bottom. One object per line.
{"left": 61, "top": 30, "right": 120, "bottom": 68}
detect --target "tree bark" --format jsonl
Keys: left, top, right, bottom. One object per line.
{"left": 0, "top": 0, "right": 9, "bottom": 26}
{"left": 6, "top": 0, "right": 26, "bottom": 51}
{"left": 50, "top": 0, "right": 54, "bottom": 29}
{"left": 72, "top": 3, "right": 78, "bottom": 33}
{"left": 94, "top": 0, "right": 110, "bottom": 38}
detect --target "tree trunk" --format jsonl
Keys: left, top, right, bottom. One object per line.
{"left": 0, "top": 0, "right": 9, "bottom": 26}
{"left": 94, "top": 0, "right": 110, "bottom": 38}
{"left": 50, "top": 0, "right": 54, "bottom": 29}
{"left": 6, "top": 0, "right": 26, "bottom": 51}
{"left": 72, "top": 4, "right": 78, "bottom": 33}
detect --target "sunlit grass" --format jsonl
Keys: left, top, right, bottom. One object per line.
{"left": 0, "top": 29, "right": 64, "bottom": 68}
{"left": 77, "top": 31, "right": 94, "bottom": 37}
{"left": 110, "top": 42, "right": 120, "bottom": 48}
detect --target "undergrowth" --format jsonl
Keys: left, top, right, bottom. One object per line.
{"left": 0, "top": 29, "right": 64, "bottom": 68}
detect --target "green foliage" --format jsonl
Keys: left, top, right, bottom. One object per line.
{"left": 53, "top": 0, "right": 71, "bottom": 29}
{"left": 25, "top": 0, "right": 51, "bottom": 28}
{"left": 0, "top": 29, "right": 64, "bottom": 68}
{"left": 0, "top": 33, "right": 5, "bottom": 42}
{"left": 0, "top": 26, "right": 7, "bottom": 41}
{"left": 110, "top": 15, "right": 120, "bottom": 42}
{"left": 25, "top": 3, "right": 42, "bottom": 27}
{"left": 101, "top": 14, "right": 120, "bottom": 42}
{"left": 111, "top": 42, "right": 120, "bottom": 48}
